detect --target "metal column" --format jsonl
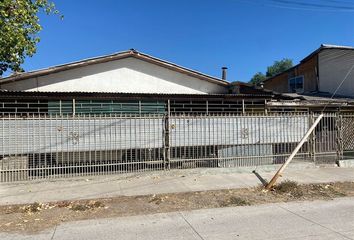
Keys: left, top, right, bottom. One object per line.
{"left": 164, "top": 100, "right": 171, "bottom": 170}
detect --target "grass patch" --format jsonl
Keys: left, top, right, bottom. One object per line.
{"left": 149, "top": 195, "right": 169, "bottom": 205}
{"left": 306, "top": 184, "right": 347, "bottom": 198}
{"left": 274, "top": 180, "right": 298, "bottom": 193}
{"left": 70, "top": 204, "right": 89, "bottom": 211}
{"left": 22, "top": 202, "right": 43, "bottom": 214}
{"left": 229, "top": 196, "right": 250, "bottom": 206}
{"left": 69, "top": 201, "right": 105, "bottom": 211}
{"left": 219, "top": 196, "right": 250, "bottom": 207}
{"left": 274, "top": 180, "right": 303, "bottom": 198}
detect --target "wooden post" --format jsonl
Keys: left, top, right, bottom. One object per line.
{"left": 265, "top": 114, "right": 324, "bottom": 190}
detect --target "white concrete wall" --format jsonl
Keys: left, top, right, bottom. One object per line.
{"left": 1, "top": 57, "right": 227, "bottom": 94}
{"left": 319, "top": 49, "right": 354, "bottom": 97}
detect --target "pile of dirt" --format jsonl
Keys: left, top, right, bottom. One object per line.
{"left": 0, "top": 181, "right": 353, "bottom": 234}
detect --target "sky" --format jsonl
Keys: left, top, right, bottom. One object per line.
{"left": 20, "top": 0, "right": 354, "bottom": 82}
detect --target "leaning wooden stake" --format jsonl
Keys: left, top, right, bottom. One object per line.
{"left": 265, "top": 114, "right": 324, "bottom": 190}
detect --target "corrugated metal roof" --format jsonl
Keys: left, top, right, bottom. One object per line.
{"left": 281, "top": 93, "right": 354, "bottom": 103}
{"left": 0, "top": 90, "right": 293, "bottom": 100}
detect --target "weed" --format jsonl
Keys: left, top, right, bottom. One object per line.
{"left": 56, "top": 201, "right": 71, "bottom": 208}
{"left": 69, "top": 201, "right": 105, "bottom": 211}
{"left": 229, "top": 196, "right": 250, "bottom": 206}
{"left": 274, "top": 180, "right": 303, "bottom": 198}
{"left": 149, "top": 195, "right": 168, "bottom": 205}
{"left": 219, "top": 196, "right": 250, "bottom": 207}
{"left": 88, "top": 200, "right": 105, "bottom": 208}
{"left": 22, "top": 202, "right": 42, "bottom": 214}
{"left": 70, "top": 204, "right": 89, "bottom": 211}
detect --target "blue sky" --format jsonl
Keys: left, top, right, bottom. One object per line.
{"left": 22, "top": 0, "right": 354, "bottom": 82}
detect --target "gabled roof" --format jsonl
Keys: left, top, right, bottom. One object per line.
{"left": 300, "top": 44, "right": 354, "bottom": 63}
{"left": 262, "top": 44, "right": 354, "bottom": 83}
{"left": 0, "top": 49, "right": 229, "bottom": 86}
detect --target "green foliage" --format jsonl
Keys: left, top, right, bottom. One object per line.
{"left": 0, "top": 0, "right": 61, "bottom": 76}
{"left": 266, "top": 58, "right": 293, "bottom": 78}
{"left": 249, "top": 58, "right": 293, "bottom": 85}
{"left": 249, "top": 72, "right": 267, "bottom": 85}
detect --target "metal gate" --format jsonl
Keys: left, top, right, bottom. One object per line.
{"left": 168, "top": 113, "right": 310, "bottom": 168}
{"left": 0, "top": 114, "right": 165, "bottom": 182}
{"left": 0, "top": 113, "right": 342, "bottom": 182}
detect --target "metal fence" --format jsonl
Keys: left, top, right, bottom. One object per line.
{"left": 0, "top": 112, "right": 348, "bottom": 182}
{"left": 341, "top": 115, "right": 354, "bottom": 159}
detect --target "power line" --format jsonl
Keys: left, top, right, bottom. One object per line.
{"left": 270, "top": 0, "right": 354, "bottom": 10}
{"left": 235, "top": 0, "right": 354, "bottom": 12}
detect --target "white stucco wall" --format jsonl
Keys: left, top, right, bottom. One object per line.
{"left": 1, "top": 57, "right": 227, "bottom": 94}
{"left": 319, "top": 49, "right": 354, "bottom": 97}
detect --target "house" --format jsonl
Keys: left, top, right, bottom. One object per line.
{"left": 0, "top": 49, "right": 352, "bottom": 182}
{"left": 0, "top": 49, "right": 353, "bottom": 115}
{"left": 262, "top": 44, "right": 354, "bottom": 98}
{"left": 0, "top": 49, "right": 229, "bottom": 94}
{"left": 0, "top": 49, "right": 295, "bottom": 115}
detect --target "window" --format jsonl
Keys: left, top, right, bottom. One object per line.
{"left": 288, "top": 76, "right": 304, "bottom": 93}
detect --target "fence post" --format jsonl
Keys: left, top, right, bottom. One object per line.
{"left": 242, "top": 99, "right": 245, "bottom": 115}
{"left": 309, "top": 114, "right": 316, "bottom": 163}
{"left": 72, "top": 98, "right": 76, "bottom": 116}
{"left": 164, "top": 100, "right": 171, "bottom": 170}
{"left": 336, "top": 114, "right": 343, "bottom": 164}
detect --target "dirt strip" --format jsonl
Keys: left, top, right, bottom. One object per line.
{"left": 1, "top": 181, "right": 354, "bottom": 234}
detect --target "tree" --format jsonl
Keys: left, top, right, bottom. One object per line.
{"left": 249, "top": 58, "right": 293, "bottom": 85}
{"left": 250, "top": 72, "right": 267, "bottom": 85}
{"left": 266, "top": 58, "right": 293, "bottom": 78}
{"left": 0, "top": 0, "right": 61, "bottom": 76}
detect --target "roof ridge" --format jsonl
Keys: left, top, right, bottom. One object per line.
{"left": 321, "top": 44, "right": 354, "bottom": 49}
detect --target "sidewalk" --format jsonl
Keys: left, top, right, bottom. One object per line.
{"left": 1, "top": 164, "right": 353, "bottom": 205}
{"left": 1, "top": 197, "right": 354, "bottom": 239}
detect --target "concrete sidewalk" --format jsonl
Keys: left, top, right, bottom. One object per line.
{"left": 1, "top": 197, "right": 354, "bottom": 239}
{"left": 0, "top": 164, "right": 353, "bottom": 205}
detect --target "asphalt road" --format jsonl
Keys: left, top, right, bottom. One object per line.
{"left": 2, "top": 197, "right": 354, "bottom": 240}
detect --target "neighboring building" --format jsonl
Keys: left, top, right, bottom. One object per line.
{"left": 0, "top": 49, "right": 229, "bottom": 94}
{"left": 263, "top": 44, "right": 354, "bottom": 97}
